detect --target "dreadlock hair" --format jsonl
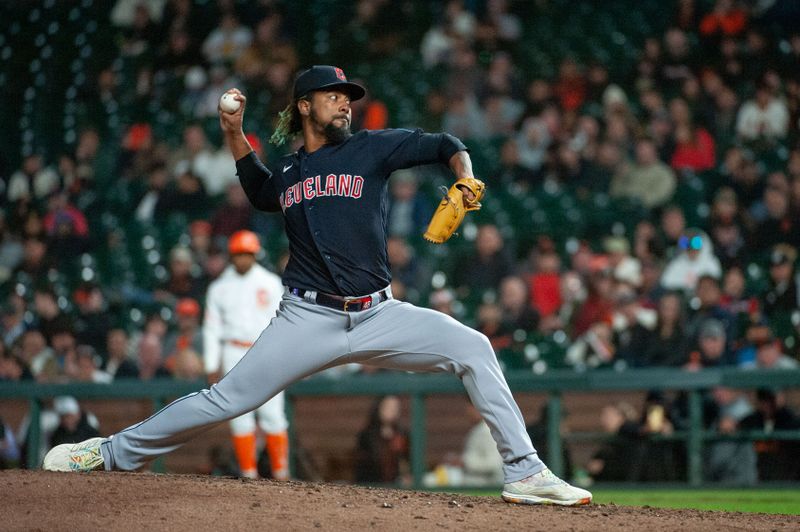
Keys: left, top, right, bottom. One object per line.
{"left": 269, "top": 98, "right": 305, "bottom": 146}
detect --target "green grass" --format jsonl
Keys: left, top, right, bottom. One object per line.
{"left": 463, "top": 489, "right": 800, "bottom": 515}
{"left": 592, "top": 489, "right": 800, "bottom": 515}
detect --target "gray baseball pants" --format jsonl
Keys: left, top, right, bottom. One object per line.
{"left": 101, "top": 291, "right": 545, "bottom": 483}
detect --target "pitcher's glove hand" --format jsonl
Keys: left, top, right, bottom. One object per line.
{"left": 423, "top": 177, "right": 485, "bottom": 244}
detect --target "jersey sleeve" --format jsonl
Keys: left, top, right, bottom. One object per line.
{"left": 371, "top": 129, "right": 467, "bottom": 174}
{"left": 236, "top": 151, "right": 282, "bottom": 212}
{"left": 202, "top": 283, "right": 224, "bottom": 374}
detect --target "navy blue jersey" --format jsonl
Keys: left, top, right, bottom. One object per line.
{"left": 236, "top": 128, "right": 466, "bottom": 296}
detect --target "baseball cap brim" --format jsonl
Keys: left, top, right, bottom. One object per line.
{"left": 293, "top": 65, "right": 366, "bottom": 101}
{"left": 300, "top": 81, "right": 365, "bottom": 101}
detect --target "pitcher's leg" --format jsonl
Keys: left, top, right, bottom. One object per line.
{"left": 348, "top": 300, "right": 544, "bottom": 483}
{"left": 102, "top": 299, "right": 348, "bottom": 471}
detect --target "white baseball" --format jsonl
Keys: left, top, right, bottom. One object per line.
{"left": 219, "top": 92, "right": 241, "bottom": 113}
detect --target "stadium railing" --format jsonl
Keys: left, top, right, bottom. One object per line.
{"left": 1, "top": 368, "right": 799, "bottom": 486}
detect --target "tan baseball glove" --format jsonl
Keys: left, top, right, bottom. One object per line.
{"left": 423, "top": 177, "right": 485, "bottom": 243}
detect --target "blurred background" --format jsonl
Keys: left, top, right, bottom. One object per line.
{"left": 1, "top": 0, "right": 799, "bottom": 490}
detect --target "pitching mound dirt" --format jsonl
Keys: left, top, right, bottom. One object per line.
{"left": 2, "top": 470, "right": 798, "bottom": 531}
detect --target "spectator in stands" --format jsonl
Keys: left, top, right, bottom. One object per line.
{"left": 686, "top": 274, "right": 734, "bottom": 342}
{"left": 586, "top": 402, "right": 640, "bottom": 482}
{"left": 443, "top": 92, "right": 489, "bottom": 140}
{"left": 132, "top": 164, "right": 169, "bottom": 222}
{"left": 709, "top": 187, "right": 748, "bottom": 269}
{"left": 202, "top": 12, "right": 252, "bottom": 64}
{"left": 572, "top": 268, "right": 614, "bottom": 337}
{"left": 705, "top": 386, "right": 757, "bottom": 484}
{"left": 169, "top": 125, "right": 234, "bottom": 198}
{"left": 485, "top": 0, "right": 522, "bottom": 45}
{"left": 171, "top": 347, "right": 204, "bottom": 381}
{"left": 155, "top": 28, "right": 204, "bottom": 80}
{"left": 633, "top": 391, "right": 683, "bottom": 481}
{"left": 452, "top": 224, "right": 513, "bottom": 300}
{"left": 42, "top": 190, "right": 90, "bottom": 258}
{"left": 565, "top": 322, "right": 615, "bottom": 370}
{"left": 49, "top": 396, "right": 100, "bottom": 449}
{"left": 751, "top": 187, "right": 800, "bottom": 253}
{"left": 661, "top": 230, "right": 722, "bottom": 292}
{"left": 155, "top": 246, "right": 206, "bottom": 304}
{"left": 476, "top": 302, "right": 509, "bottom": 352}
{"left": 554, "top": 58, "right": 587, "bottom": 113}
{"left": 610, "top": 137, "right": 677, "bottom": 210}
{"left": 115, "top": 2, "right": 160, "bottom": 58}
{"left": 633, "top": 220, "right": 665, "bottom": 266}
{"left": 659, "top": 27, "right": 696, "bottom": 93}
{"left": 428, "top": 288, "right": 460, "bottom": 319}
{"left": 386, "top": 237, "right": 429, "bottom": 304}
{"left": 490, "top": 138, "right": 537, "bottom": 190}
{"left": 659, "top": 205, "right": 687, "bottom": 258}
{"left": 386, "top": 171, "right": 432, "bottom": 239}
{"left": 32, "top": 287, "right": 67, "bottom": 343}
{"left": 712, "top": 83, "right": 741, "bottom": 141}
{"left": 610, "top": 284, "right": 657, "bottom": 367}
{"left": 604, "top": 236, "right": 642, "bottom": 289}
{"left": 762, "top": 244, "right": 799, "bottom": 318}
{"left": 156, "top": 169, "right": 210, "bottom": 220}
{"left": 720, "top": 265, "right": 753, "bottom": 317}
{"left": 38, "top": 325, "right": 79, "bottom": 383}
{"left": 188, "top": 220, "right": 213, "bottom": 272}
{"left": 526, "top": 251, "right": 562, "bottom": 321}
{"left": 0, "top": 342, "right": 33, "bottom": 381}
{"left": 72, "top": 283, "right": 111, "bottom": 353}
{"left": 515, "top": 115, "right": 552, "bottom": 173}
{"left": 234, "top": 13, "right": 298, "bottom": 89}
{"left": 642, "top": 291, "right": 688, "bottom": 367}
{"left": 498, "top": 276, "right": 539, "bottom": 333}
{"left": 6, "top": 154, "right": 60, "bottom": 203}
{"left": 135, "top": 333, "right": 171, "bottom": 381}
{"left": 101, "top": 328, "right": 138, "bottom": 380}
{"left": 194, "top": 64, "right": 242, "bottom": 120}
{"left": 685, "top": 318, "right": 736, "bottom": 369}
{"left": 754, "top": 336, "right": 799, "bottom": 370}
{"left": 74, "top": 345, "right": 112, "bottom": 384}
{"left": 669, "top": 105, "right": 716, "bottom": 173}
{"left": 210, "top": 183, "right": 254, "bottom": 242}
{"left": 164, "top": 297, "right": 203, "bottom": 374}
{"left": 739, "top": 388, "right": 800, "bottom": 481}
{"left": 18, "top": 329, "right": 50, "bottom": 381}
{"left": 354, "top": 395, "right": 410, "bottom": 484}
{"left": 736, "top": 82, "right": 790, "bottom": 141}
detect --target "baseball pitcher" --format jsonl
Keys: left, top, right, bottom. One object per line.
{"left": 45, "top": 66, "right": 591, "bottom": 506}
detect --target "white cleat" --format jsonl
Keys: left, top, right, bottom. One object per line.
{"left": 502, "top": 468, "right": 592, "bottom": 506}
{"left": 43, "top": 437, "right": 105, "bottom": 472}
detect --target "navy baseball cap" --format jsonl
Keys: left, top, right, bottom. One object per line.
{"left": 293, "top": 65, "right": 366, "bottom": 101}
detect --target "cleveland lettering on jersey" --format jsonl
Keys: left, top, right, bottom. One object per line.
{"left": 280, "top": 174, "right": 364, "bottom": 210}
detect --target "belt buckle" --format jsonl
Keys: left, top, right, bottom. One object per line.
{"left": 343, "top": 296, "right": 372, "bottom": 312}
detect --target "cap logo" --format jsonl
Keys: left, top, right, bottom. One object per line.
{"left": 334, "top": 67, "right": 346, "bottom": 81}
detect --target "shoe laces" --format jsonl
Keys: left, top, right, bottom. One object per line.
{"left": 537, "top": 468, "right": 568, "bottom": 486}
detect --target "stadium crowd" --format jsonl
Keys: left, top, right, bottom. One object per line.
{"left": 1, "top": 0, "right": 800, "bottom": 481}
